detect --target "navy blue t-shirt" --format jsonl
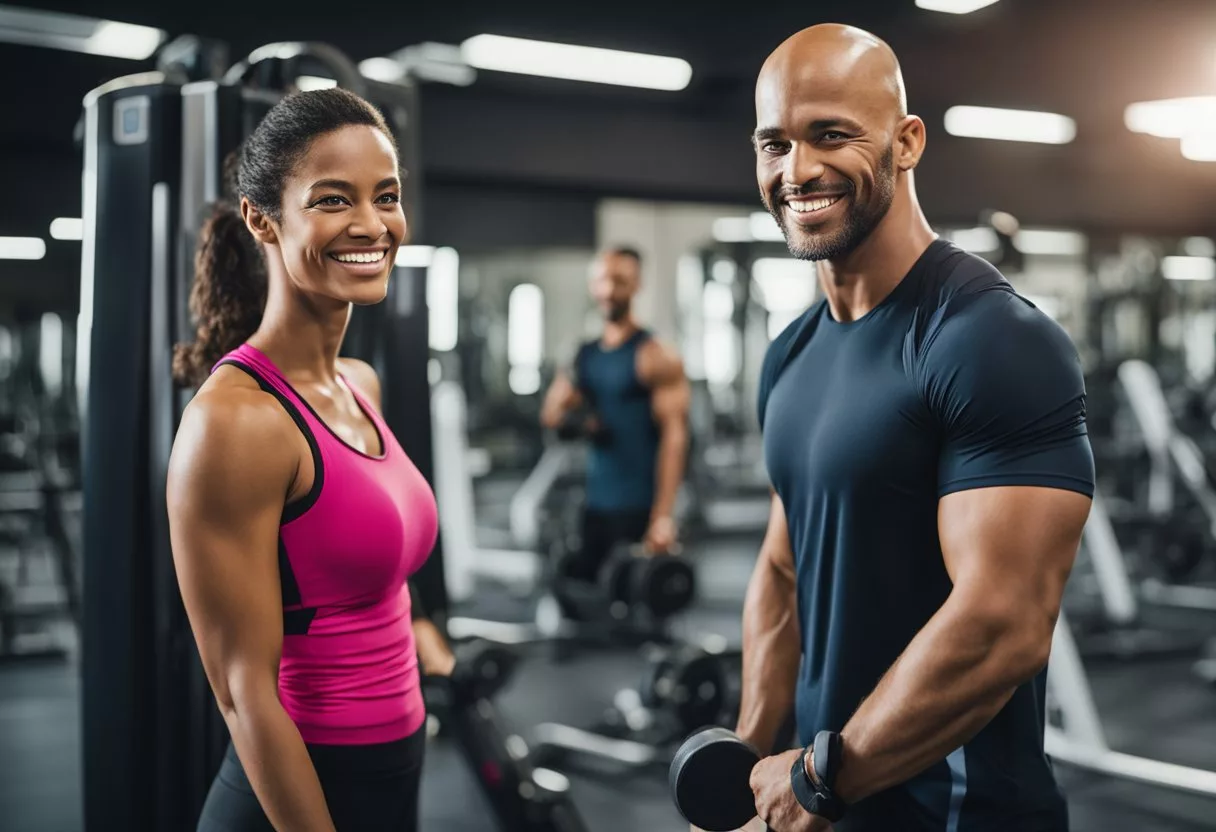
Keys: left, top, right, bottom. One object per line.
{"left": 576, "top": 330, "right": 660, "bottom": 512}
{"left": 759, "top": 240, "right": 1094, "bottom": 832}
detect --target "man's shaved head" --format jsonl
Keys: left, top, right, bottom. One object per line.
{"left": 759, "top": 24, "right": 907, "bottom": 123}
{"left": 753, "top": 24, "right": 924, "bottom": 262}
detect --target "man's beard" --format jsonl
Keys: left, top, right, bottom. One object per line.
{"left": 604, "top": 301, "right": 630, "bottom": 323}
{"left": 767, "top": 147, "right": 896, "bottom": 262}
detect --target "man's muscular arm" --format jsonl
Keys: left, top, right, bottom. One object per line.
{"left": 640, "top": 340, "right": 690, "bottom": 552}
{"left": 736, "top": 493, "right": 801, "bottom": 753}
{"left": 540, "top": 370, "right": 583, "bottom": 430}
{"left": 825, "top": 486, "right": 1090, "bottom": 803}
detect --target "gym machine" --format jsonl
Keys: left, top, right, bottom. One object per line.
{"left": 425, "top": 640, "right": 591, "bottom": 832}
{"left": 530, "top": 638, "right": 741, "bottom": 775}
{"left": 1046, "top": 609, "right": 1216, "bottom": 798}
{"left": 1114, "top": 359, "right": 1216, "bottom": 610}
{"left": 78, "top": 42, "right": 444, "bottom": 831}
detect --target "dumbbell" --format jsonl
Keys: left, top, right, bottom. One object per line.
{"left": 555, "top": 409, "right": 612, "bottom": 446}
{"left": 670, "top": 727, "right": 760, "bottom": 832}
{"left": 599, "top": 543, "right": 696, "bottom": 619}
{"left": 424, "top": 639, "right": 520, "bottom": 721}
{"left": 639, "top": 644, "right": 733, "bottom": 733}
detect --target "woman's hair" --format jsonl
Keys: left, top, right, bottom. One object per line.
{"left": 172, "top": 87, "right": 397, "bottom": 387}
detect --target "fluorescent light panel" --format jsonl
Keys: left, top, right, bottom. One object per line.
{"left": 359, "top": 57, "right": 403, "bottom": 83}
{"left": 461, "top": 34, "right": 691, "bottom": 91}
{"left": 0, "top": 236, "right": 46, "bottom": 260}
{"left": 50, "top": 217, "right": 83, "bottom": 241}
{"left": 0, "top": 5, "right": 165, "bottom": 60}
{"left": 295, "top": 75, "right": 337, "bottom": 91}
{"left": 1163, "top": 256, "right": 1216, "bottom": 282}
{"left": 1015, "top": 229, "right": 1086, "bottom": 256}
{"left": 1181, "top": 133, "right": 1216, "bottom": 162}
{"left": 1124, "top": 97, "right": 1216, "bottom": 139}
{"left": 916, "top": 0, "right": 1000, "bottom": 13}
{"left": 944, "top": 105, "right": 1076, "bottom": 144}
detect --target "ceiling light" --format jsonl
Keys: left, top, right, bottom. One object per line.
{"left": 915, "top": 0, "right": 1000, "bottom": 13}
{"left": 1124, "top": 97, "right": 1216, "bottom": 139}
{"left": 49, "top": 217, "right": 83, "bottom": 241}
{"left": 359, "top": 57, "right": 404, "bottom": 83}
{"left": 1014, "top": 229, "right": 1086, "bottom": 256}
{"left": 461, "top": 34, "right": 692, "bottom": 91}
{"left": 1181, "top": 133, "right": 1216, "bottom": 162}
{"left": 295, "top": 75, "right": 337, "bottom": 91}
{"left": 0, "top": 6, "right": 166, "bottom": 60}
{"left": 944, "top": 105, "right": 1076, "bottom": 144}
{"left": 0, "top": 237, "right": 47, "bottom": 260}
{"left": 1163, "top": 256, "right": 1216, "bottom": 282}
{"left": 712, "top": 217, "right": 752, "bottom": 243}
{"left": 749, "top": 212, "right": 785, "bottom": 242}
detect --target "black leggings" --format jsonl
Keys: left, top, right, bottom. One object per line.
{"left": 196, "top": 726, "right": 426, "bottom": 832}
{"left": 563, "top": 507, "right": 651, "bottom": 583}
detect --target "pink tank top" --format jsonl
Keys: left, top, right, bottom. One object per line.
{"left": 214, "top": 343, "right": 438, "bottom": 745}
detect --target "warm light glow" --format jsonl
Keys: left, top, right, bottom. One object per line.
{"left": 461, "top": 34, "right": 692, "bottom": 91}
{"left": 944, "top": 105, "right": 1076, "bottom": 144}
{"left": 915, "top": 0, "right": 1000, "bottom": 12}
{"left": 1181, "top": 133, "right": 1216, "bottom": 162}
{"left": 1124, "top": 97, "right": 1216, "bottom": 139}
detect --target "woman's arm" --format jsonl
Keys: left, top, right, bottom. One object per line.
{"left": 168, "top": 386, "right": 335, "bottom": 832}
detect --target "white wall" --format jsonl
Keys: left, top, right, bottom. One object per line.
{"left": 596, "top": 199, "right": 754, "bottom": 345}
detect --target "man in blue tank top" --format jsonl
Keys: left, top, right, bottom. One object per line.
{"left": 540, "top": 246, "right": 690, "bottom": 582}
{"left": 733, "top": 25, "right": 1094, "bottom": 832}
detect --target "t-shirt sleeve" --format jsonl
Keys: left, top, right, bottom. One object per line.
{"left": 758, "top": 309, "right": 814, "bottom": 430}
{"left": 916, "top": 290, "right": 1095, "bottom": 498}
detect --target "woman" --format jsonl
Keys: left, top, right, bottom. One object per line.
{"left": 167, "top": 87, "right": 453, "bottom": 832}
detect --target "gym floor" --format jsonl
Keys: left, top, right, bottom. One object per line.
{"left": 2, "top": 539, "right": 1215, "bottom": 831}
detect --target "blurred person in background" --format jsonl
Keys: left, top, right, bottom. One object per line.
{"left": 541, "top": 246, "right": 690, "bottom": 586}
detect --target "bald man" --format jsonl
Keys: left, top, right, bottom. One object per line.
{"left": 732, "top": 25, "right": 1094, "bottom": 832}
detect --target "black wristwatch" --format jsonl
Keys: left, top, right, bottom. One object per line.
{"left": 789, "top": 730, "right": 848, "bottom": 822}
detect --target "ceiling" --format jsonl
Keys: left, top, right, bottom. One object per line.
{"left": 3, "top": 0, "right": 1216, "bottom": 274}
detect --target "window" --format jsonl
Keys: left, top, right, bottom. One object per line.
{"left": 427, "top": 247, "right": 459, "bottom": 352}
{"left": 508, "top": 283, "right": 544, "bottom": 395}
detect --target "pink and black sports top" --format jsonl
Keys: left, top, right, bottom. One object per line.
{"left": 214, "top": 343, "right": 438, "bottom": 745}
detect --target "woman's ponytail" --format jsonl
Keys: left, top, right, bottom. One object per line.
{"left": 170, "top": 202, "right": 267, "bottom": 388}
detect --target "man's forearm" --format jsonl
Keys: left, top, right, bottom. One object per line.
{"left": 651, "top": 424, "right": 687, "bottom": 520}
{"left": 224, "top": 688, "right": 336, "bottom": 832}
{"left": 736, "top": 555, "right": 801, "bottom": 753}
{"left": 830, "top": 595, "right": 1049, "bottom": 804}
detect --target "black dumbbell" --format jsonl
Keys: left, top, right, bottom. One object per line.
{"left": 639, "top": 645, "right": 730, "bottom": 733}
{"left": 669, "top": 727, "right": 760, "bottom": 832}
{"left": 600, "top": 543, "right": 696, "bottom": 619}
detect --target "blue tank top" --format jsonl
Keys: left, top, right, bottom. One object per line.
{"left": 575, "top": 330, "right": 659, "bottom": 512}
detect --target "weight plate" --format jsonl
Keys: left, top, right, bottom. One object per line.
{"left": 634, "top": 555, "right": 696, "bottom": 618}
